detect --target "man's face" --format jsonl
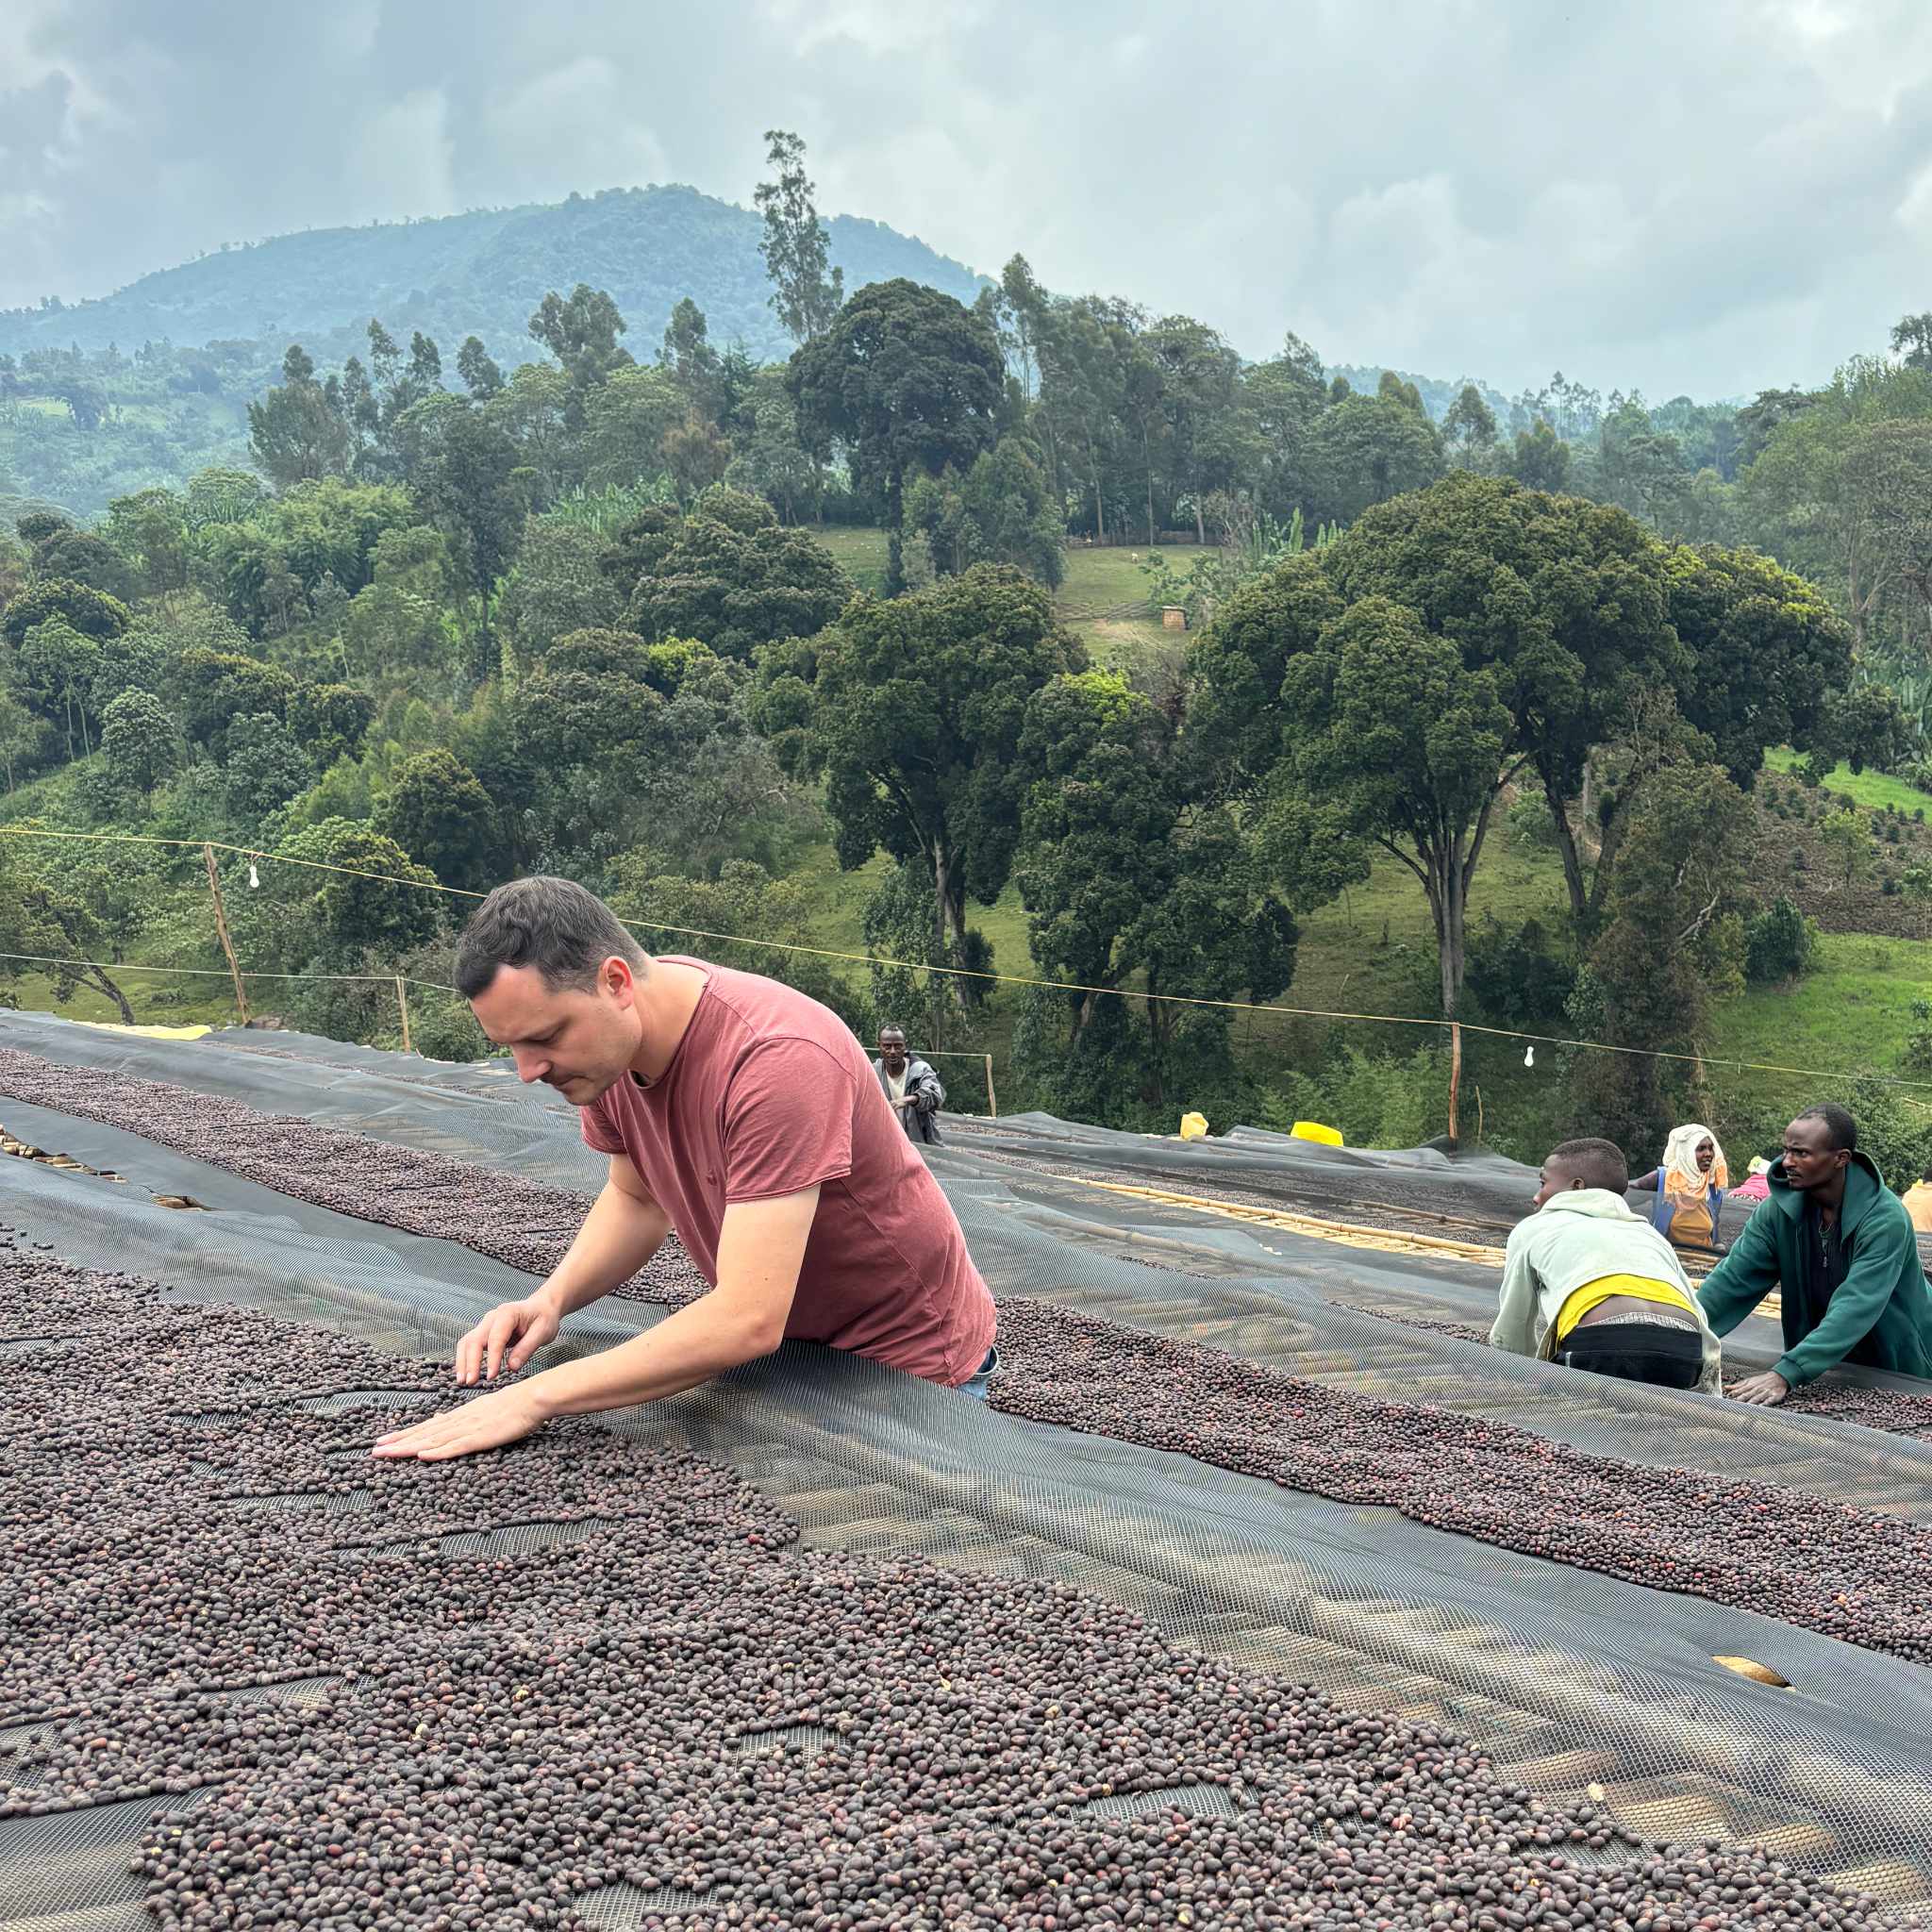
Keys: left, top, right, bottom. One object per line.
{"left": 471, "top": 960, "right": 642, "bottom": 1105}
{"left": 1532, "top": 1160, "right": 1579, "bottom": 1210}
{"left": 1779, "top": 1116, "right": 1848, "bottom": 1193}
{"left": 879, "top": 1031, "right": 908, "bottom": 1074}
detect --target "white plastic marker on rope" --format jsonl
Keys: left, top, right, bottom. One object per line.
{"left": 1524, "top": 1046, "right": 1535, "bottom": 1068}
{"left": 248, "top": 862, "right": 259, "bottom": 889}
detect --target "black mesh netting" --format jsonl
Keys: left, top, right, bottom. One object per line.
{"left": 3, "top": 1011, "right": 1932, "bottom": 1923}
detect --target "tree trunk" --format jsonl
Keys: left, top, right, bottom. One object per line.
{"left": 86, "top": 967, "right": 136, "bottom": 1026}
{"left": 1038, "top": 414, "right": 1062, "bottom": 510}
{"left": 1588, "top": 803, "right": 1628, "bottom": 922}
{"left": 1091, "top": 444, "right": 1106, "bottom": 543}
{"left": 1142, "top": 425, "right": 1156, "bottom": 546}
{"left": 1193, "top": 493, "right": 1207, "bottom": 547}
{"left": 931, "top": 844, "right": 969, "bottom": 1008}
{"left": 1420, "top": 860, "right": 1457, "bottom": 1017}
{"left": 1541, "top": 764, "right": 1591, "bottom": 931}
{"left": 1441, "top": 862, "right": 1467, "bottom": 1017}
{"left": 931, "top": 844, "right": 952, "bottom": 958}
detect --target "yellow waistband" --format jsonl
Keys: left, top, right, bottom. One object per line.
{"left": 1555, "top": 1273, "right": 1694, "bottom": 1342}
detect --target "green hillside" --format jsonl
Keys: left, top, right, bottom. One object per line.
{"left": 0, "top": 184, "right": 987, "bottom": 372}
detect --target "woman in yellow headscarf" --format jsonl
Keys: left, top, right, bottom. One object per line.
{"left": 1633, "top": 1123, "right": 1728, "bottom": 1252}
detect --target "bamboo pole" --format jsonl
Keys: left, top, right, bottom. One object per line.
{"left": 395, "top": 975, "right": 412, "bottom": 1055}
{"left": 985, "top": 1053, "right": 998, "bottom": 1120}
{"left": 202, "top": 841, "right": 248, "bottom": 1023}
{"left": 1447, "top": 1020, "right": 1462, "bottom": 1148}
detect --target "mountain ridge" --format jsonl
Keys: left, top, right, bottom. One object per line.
{"left": 0, "top": 182, "right": 991, "bottom": 369}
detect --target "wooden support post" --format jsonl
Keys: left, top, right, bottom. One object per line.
{"left": 395, "top": 975, "right": 412, "bottom": 1055}
{"left": 1447, "top": 1021, "right": 1462, "bottom": 1149}
{"left": 202, "top": 841, "right": 248, "bottom": 1023}
{"left": 985, "top": 1053, "right": 998, "bottom": 1121}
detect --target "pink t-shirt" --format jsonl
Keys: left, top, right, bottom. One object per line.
{"left": 580, "top": 958, "right": 995, "bottom": 1386}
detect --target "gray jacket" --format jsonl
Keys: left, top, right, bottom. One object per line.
{"left": 1493, "top": 1188, "right": 1723, "bottom": 1394}
{"left": 874, "top": 1055, "right": 944, "bottom": 1145}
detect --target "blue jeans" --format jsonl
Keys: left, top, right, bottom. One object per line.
{"left": 958, "top": 1345, "right": 999, "bottom": 1402}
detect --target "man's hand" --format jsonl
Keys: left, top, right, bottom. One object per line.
{"left": 456, "top": 1296, "right": 559, "bottom": 1386}
{"left": 1731, "top": 1369, "right": 1790, "bottom": 1407}
{"left": 371, "top": 1382, "right": 549, "bottom": 1461}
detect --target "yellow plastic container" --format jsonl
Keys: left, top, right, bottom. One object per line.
{"left": 1178, "top": 1111, "right": 1209, "bottom": 1141}
{"left": 1291, "top": 1119, "right": 1343, "bottom": 1147}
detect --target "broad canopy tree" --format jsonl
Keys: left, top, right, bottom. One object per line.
{"left": 1324, "top": 475, "right": 1687, "bottom": 931}
{"left": 0, "top": 848, "right": 138, "bottom": 1024}
{"left": 786, "top": 564, "right": 1084, "bottom": 959}
{"left": 1014, "top": 670, "right": 1300, "bottom": 1113}
{"left": 1191, "top": 473, "right": 1855, "bottom": 1013}
{"left": 608, "top": 491, "right": 854, "bottom": 661}
{"left": 376, "top": 748, "right": 502, "bottom": 893}
{"left": 788, "top": 280, "right": 1004, "bottom": 588}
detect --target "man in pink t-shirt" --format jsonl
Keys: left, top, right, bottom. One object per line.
{"left": 374, "top": 876, "right": 996, "bottom": 1463}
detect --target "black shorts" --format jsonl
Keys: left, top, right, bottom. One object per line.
{"left": 1557, "top": 1320, "right": 1703, "bottom": 1391}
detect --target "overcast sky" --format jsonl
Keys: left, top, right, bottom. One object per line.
{"left": 4, "top": 0, "right": 1930, "bottom": 399}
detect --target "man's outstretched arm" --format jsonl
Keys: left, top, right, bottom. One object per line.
{"left": 452, "top": 1153, "right": 672, "bottom": 1387}
{"left": 1694, "top": 1207, "right": 1780, "bottom": 1337}
{"left": 372, "top": 1188, "right": 818, "bottom": 1461}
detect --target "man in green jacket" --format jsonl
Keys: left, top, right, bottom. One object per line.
{"left": 1696, "top": 1103, "right": 1932, "bottom": 1405}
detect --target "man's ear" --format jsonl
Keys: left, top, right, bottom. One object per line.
{"left": 603, "top": 956, "right": 639, "bottom": 1006}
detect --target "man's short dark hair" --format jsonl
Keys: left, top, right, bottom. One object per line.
{"left": 879, "top": 1024, "right": 906, "bottom": 1040}
{"left": 1546, "top": 1137, "right": 1629, "bottom": 1193}
{"left": 454, "top": 876, "right": 645, "bottom": 998}
{"left": 1793, "top": 1102, "right": 1857, "bottom": 1152}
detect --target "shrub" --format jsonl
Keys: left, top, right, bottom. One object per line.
{"left": 1463, "top": 916, "right": 1576, "bottom": 1027}
{"left": 1843, "top": 1072, "right": 1932, "bottom": 1190}
{"left": 1259, "top": 1043, "right": 1449, "bottom": 1151}
{"left": 1743, "top": 896, "right": 1819, "bottom": 985}
{"left": 1506, "top": 791, "right": 1560, "bottom": 853}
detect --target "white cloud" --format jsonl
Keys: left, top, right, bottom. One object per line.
{"left": 483, "top": 57, "right": 666, "bottom": 200}
{"left": 5, "top": 0, "right": 1930, "bottom": 400}
{"left": 344, "top": 87, "right": 456, "bottom": 224}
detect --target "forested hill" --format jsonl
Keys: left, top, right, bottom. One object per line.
{"left": 0, "top": 184, "right": 988, "bottom": 367}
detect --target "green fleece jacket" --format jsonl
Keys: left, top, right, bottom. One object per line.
{"left": 1696, "top": 1150, "right": 1932, "bottom": 1386}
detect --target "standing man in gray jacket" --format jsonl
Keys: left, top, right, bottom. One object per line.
{"left": 874, "top": 1024, "right": 945, "bottom": 1146}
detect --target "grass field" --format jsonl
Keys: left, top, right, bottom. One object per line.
{"left": 1763, "top": 748, "right": 1932, "bottom": 818}
{"left": 810, "top": 527, "right": 1210, "bottom": 664}
{"left": 816, "top": 526, "right": 891, "bottom": 594}
{"left": 1707, "top": 931, "right": 1932, "bottom": 1091}
{"left": 0, "top": 969, "right": 240, "bottom": 1031}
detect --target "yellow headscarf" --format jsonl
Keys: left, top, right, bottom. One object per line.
{"left": 1660, "top": 1122, "right": 1728, "bottom": 1196}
